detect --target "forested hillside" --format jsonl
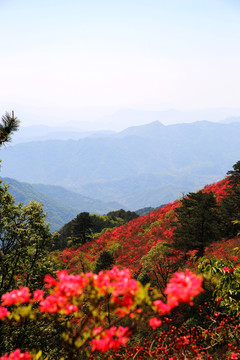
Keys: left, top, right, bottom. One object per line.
{"left": 55, "top": 209, "right": 139, "bottom": 250}
{"left": 56, "top": 175, "right": 236, "bottom": 274}
{"left": 49, "top": 163, "right": 240, "bottom": 358}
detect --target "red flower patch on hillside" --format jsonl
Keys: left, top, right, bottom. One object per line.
{"left": 203, "top": 178, "right": 230, "bottom": 202}
{"left": 56, "top": 177, "right": 235, "bottom": 274}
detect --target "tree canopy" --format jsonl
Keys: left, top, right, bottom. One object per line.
{"left": 0, "top": 180, "right": 55, "bottom": 296}
{"left": 56, "top": 209, "right": 139, "bottom": 249}
{"left": 173, "top": 190, "right": 222, "bottom": 257}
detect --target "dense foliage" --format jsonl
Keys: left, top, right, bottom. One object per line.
{"left": 173, "top": 190, "right": 222, "bottom": 257}
{"left": 56, "top": 209, "right": 138, "bottom": 250}
{"left": 0, "top": 181, "right": 54, "bottom": 295}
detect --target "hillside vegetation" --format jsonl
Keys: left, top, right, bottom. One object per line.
{"left": 55, "top": 209, "right": 139, "bottom": 250}
{"left": 57, "top": 176, "right": 236, "bottom": 275}
{"left": 2, "top": 161, "right": 240, "bottom": 359}
{"left": 1, "top": 115, "right": 240, "bottom": 359}
{"left": 47, "top": 162, "right": 240, "bottom": 359}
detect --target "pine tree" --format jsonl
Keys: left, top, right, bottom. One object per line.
{"left": 94, "top": 250, "right": 115, "bottom": 274}
{"left": 71, "top": 212, "right": 93, "bottom": 245}
{"left": 221, "top": 185, "right": 240, "bottom": 238}
{"left": 173, "top": 191, "right": 221, "bottom": 257}
{"left": 227, "top": 160, "right": 240, "bottom": 179}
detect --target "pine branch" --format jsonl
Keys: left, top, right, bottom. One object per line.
{"left": 0, "top": 111, "right": 20, "bottom": 145}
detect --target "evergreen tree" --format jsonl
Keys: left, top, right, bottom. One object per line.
{"left": 94, "top": 250, "right": 115, "bottom": 274}
{"left": 0, "top": 111, "right": 20, "bottom": 146}
{"left": 221, "top": 185, "right": 240, "bottom": 238}
{"left": 173, "top": 191, "right": 221, "bottom": 257}
{"left": 107, "top": 209, "right": 139, "bottom": 222}
{"left": 57, "top": 210, "right": 139, "bottom": 250}
{"left": 219, "top": 161, "right": 240, "bottom": 237}
{"left": 71, "top": 212, "right": 92, "bottom": 245}
{"left": 227, "top": 160, "right": 240, "bottom": 185}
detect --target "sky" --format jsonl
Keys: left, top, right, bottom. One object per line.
{"left": 0, "top": 0, "right": 240, "bottom": 128}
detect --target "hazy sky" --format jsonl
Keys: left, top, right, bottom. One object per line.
{"left": 0, "top": 0, "right": 240, "bottom": 126}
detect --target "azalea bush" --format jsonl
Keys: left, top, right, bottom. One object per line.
{"left": 199, "top": 258, "right": 240, "bottom": 315}
{"left": 0, "top": 267, "right": 204, "bottom": 359}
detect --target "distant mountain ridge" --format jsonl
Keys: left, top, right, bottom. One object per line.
{"left": 11, "top": 125, "right": 115, "bottom": 144}
{"left": 0, "top": 177, "right": 124, "bottom": 231}
{"left": 91, "top": 107, "right": 240, "bottom": 130}
{"left": 1, "top": 120, "right": 240, "bottom": 209}
{"left": 116, "top": 120, "right": 165, "bottom": 138}
{"left": 219, "top": 116, "right": 240, "bottom": 124}
{"left": 11, "top": 108, "right": 240, "bottom": 144}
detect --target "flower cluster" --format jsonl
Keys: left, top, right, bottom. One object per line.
{"left": 1, "top": 287, "right": 31, "bottom": 306}
{"left": 154, "top": 270, "right": 203, "bottom": 315}
{"left": 0, "top": 267, "right": 140, "bottom": 319}
{"left": 0, "top": 306, "right": 9, "bottom": 319}
{"left": 149, "top": 317, "right": 162, "bottom": 329}
{"left": 39, "top": 270, "right": 88, "bottom": 314}
{"left": 0, "top": 349, "right": 32, "bottom": 360}
{"left": 92, "top": 326, "right": 130, "bottom": 352}
{"left": 38, "top": 266, "right": 140, "bottom": 316}
{"left": 93, "top": 267, "right": 139, "bottom": 315}
{"left": 165, "top": 269, "right": 204, "bottom": 306}
{"left": 0, "top": 267, "right": 204, "bottom": 357}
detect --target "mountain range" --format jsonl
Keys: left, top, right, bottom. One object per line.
{"left": 0, "top": 177, "right": 123, "bottom": 231}
{"left": 17, "top": 106, "right": 240, "bottom": 132}
{"left": 1, "top": 120, "right": 240, "bottom": 210}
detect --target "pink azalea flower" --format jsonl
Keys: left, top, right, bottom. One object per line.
{"left": 149, "top": 317, "right": 162, "bottom": 329}
{"left": 91, "top": 326, "right": 130, "bottom": 352}
{"left": 44, "top": 274, "right": 58, "bottom": 288}
{"left": 0, "top": 349, "right": 32, "bottom": 360}
{"left": 39, "top": 294, "right": 65, "bottom": 313}
{"left": 165, "top": 270, "right": 203, "bottom": 306}
{"left": 153, "top": 299, "right": 171, "bottom": 315}
{"left": 63, "top": 303, "right": 78, "bottom": 315}
{"left": 230, "top": 353, "right": 238, "bottom": 359}
{"left": 1, "top": 287, "right": 31, "bottom": 306}
{"left": 32, "top": 289, "right": 44, "bottom": 302}
{"left": 0, "top": 306, "right": 9, "bottom": 319}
